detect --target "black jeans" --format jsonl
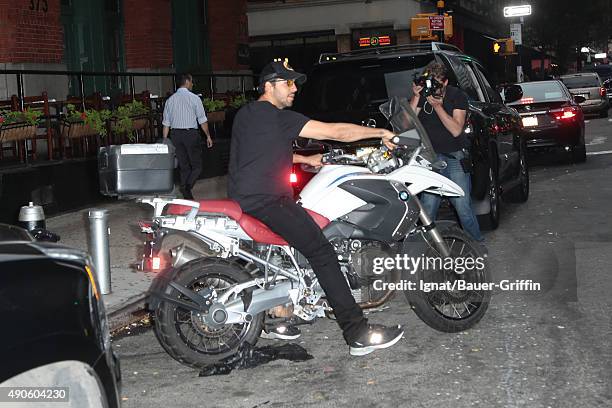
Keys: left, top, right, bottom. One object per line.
{"left": 246, "top": 196, "right": 367, "bottom": 344}
{"left": 170, "top": 129, "right": 202, "bottom": 188}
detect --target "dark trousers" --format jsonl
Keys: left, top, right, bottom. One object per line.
{"left": 170, "top": 129, "right": 202, "bottom": 188}
{"left": 246, "top": 196, "right": 367, "bottom": 344}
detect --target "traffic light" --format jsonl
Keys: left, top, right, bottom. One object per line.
{"left": 493, "top": 38, "right": 515, "bottom": 55}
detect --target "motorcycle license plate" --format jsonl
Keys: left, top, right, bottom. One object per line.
{"left": 522, "top": 116, "right": 538, "bottom": 127}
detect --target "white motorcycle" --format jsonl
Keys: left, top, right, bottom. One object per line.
{"left": 140, "top": 97, "right": 490, "bottom": 368}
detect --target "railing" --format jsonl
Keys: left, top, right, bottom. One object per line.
{"left": 0, "top": 69, "right": 258, "bottom": 165}
{"left": 0, "top": 69, "right": 258, "bottom": 111}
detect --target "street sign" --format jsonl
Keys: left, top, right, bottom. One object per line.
{"left": 503, "top": 5, "right": 531, "bottom": 18}
{"left": 510, "top": 23, "right": 522, "bottom": 45}
{"left": 429, "top": 16, "right": 445, "bottom": 31}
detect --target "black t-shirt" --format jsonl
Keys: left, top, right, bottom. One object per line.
{"left": 417, "top": 86, "right": 469, "bottom": 153}
{"left": 228, "top": 101, "right": 309, "bottom": 211}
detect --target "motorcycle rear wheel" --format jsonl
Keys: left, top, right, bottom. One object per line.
{"left": 405, "top": 226, "right": 491, "bottom": 333}
{"left": 153, "top": 257, "right": 264, "bottom": 369}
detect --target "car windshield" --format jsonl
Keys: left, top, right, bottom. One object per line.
{"left": 295, "top": 55, "right": 435, "bottom": 112}
{"left": 560, "top": 76, "right": 600, "bottom": 88}
{"left": 507, "top": 82, "right": 566, "bottom": 104}
{"left": 379, "top": 96, "right": 436, "bottom": 163}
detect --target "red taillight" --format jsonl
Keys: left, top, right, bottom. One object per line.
{"left": 600, "top": 87, "right": 606, "bottom": 97}
{"left": 520, "top": 97, "right": 534, "bottom": 104}
{"left": 290, "top": 173, "right": 298, "bottom": 183}
{"left": 138, "top": 221, "right": 154, "bottom": 233}
{"left": 551, "top": 107, "right": 578, "bottom": 121}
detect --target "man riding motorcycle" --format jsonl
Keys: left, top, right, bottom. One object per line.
{"left": 228, "top": 60, "right": 404, "bottom": 356}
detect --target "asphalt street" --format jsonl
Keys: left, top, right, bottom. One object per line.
{"left": 113, "top": 111, "right": 612, "bottom": 408}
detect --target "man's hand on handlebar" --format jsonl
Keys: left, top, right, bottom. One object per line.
{"left": 381, "top": 129, "right": 397, "bottom": 150}
{"left": 304, "top": 153, "right": 323, "bottom": 168}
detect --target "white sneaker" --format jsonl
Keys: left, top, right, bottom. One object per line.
{"left": 260, "top": 324, "right": 301, "bottom": 340}
{"left": 349, "top": 324, "right": 404, "bottom": 356}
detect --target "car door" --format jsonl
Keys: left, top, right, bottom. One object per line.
{"left": 442, "top": 54, "right": 494, "bottom": 199}
{"left": 470, "top": 61, "right": 521, "bottom": 184}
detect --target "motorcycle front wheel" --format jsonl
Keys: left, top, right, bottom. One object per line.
{"left": 405, "top": 225, "right": 491, "bottom": 333}
{"left": 153, "top": 257, "right": 264, "bottom": 369}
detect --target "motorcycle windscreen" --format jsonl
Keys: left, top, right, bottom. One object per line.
{"left": 379, "top": 96, "right": 436, "bottom": 163}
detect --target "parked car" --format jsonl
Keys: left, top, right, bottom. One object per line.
{"left": 504, "top": 80, "right": 586, "bottom": 163}
{"left": 0, "top": 223, "right": 121, "bottom": 408}
{"left": 559, "top": 72, "right": 609, "bottom": 117}
{"left": 292, "top": 42, "right": 529, "bottom": 230}
{"left": 583, "top": 64, "right": 612, "bottom": 101}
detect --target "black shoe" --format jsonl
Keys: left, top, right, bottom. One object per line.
{"left": 349, "top": 324, "right": 404, "bottom": 356}
{"left": 179, "top": 186, "right": 194, "bottom": 200}
{"left": 260, "top": 324, "right": 301, "bottom": 340}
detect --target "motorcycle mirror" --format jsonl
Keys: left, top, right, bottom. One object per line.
{"left": 431, "top": 160, "right": 447, "bottom": 170}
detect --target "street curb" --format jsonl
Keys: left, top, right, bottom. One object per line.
{"left": 108, "top": 294, "right": 149, "bottom": 332}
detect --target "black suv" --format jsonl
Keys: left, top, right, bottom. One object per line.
{"left": 293, "top": 42, "right": 529, "bottom": 230}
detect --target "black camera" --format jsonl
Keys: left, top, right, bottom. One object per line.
{"left": 414, "top": 73, "right": 444, "bottom": 98}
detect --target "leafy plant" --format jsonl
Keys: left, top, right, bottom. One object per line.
{"left": 229, "top": 94, "right": 248, "bottom": 109}
{"left": 65, "top": 104, "right": 112, "bottom": 137}
{"left": 202, "top": 98, "right": 227, "bottom": 112}
{"left": 0, "top": 109, "right": 43, "bottom": 126}
{"left": 111, "top": 101, "right": 150, "bottom": 140}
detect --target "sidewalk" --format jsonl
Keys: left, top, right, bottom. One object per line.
{"left": 45, "top": 176, "right": 228, "bottom": 326}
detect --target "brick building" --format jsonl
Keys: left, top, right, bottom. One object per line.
{"left": 0, "top": 0, "right": 251, "bottom": 100}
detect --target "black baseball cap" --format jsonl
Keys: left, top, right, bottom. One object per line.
{"left": 259, "top": 60, "right": 307, "bottom": 87}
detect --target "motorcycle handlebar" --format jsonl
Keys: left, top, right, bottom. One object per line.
{"left": 391, "top": 135, "right": 421, "bottom": 148}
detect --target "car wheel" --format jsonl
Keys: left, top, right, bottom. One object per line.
{"left": 505, "top": 144, "right": 529, "bottom": 203}
{"left": 477, "top": 163, "right": 500, "bottom": 230}
{"left": 572, "top": 144, "right": 587, "bottom": 163}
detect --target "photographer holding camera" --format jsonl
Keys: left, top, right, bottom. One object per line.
{"left": 409, "top": 62, "right": 484, "bottom": 242}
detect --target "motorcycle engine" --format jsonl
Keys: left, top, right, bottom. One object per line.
{"left": 349, "top": 241, "right": 395, "bottom": 283}
{"left": 338, "top": 241, "right": 396, "bottom": 305}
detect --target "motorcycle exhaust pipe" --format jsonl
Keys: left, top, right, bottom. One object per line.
{"left": 169, "top": 244, "right": 205, "bottom": 268}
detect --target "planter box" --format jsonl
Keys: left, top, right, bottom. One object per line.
{"left": 0, "top": 122, "right": 37, "bottom": 142}
{"left": 207, "top": 110, "right": 225, "bottom": 123}
{"left": 61, "top": 119, "right": 98, "bottom": 139}
{"left": 131, "top": 115, "right": 149, "bottom": 131}
{"left": 111, "top": 114, "right": 150, "bottom": 141}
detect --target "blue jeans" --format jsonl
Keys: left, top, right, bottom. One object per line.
{"left": 421, "top": 151, "right": 484, "bottom": 242}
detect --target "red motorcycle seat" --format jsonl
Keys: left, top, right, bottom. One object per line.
{"left": 239, "top": 209, "right": 330, "bottom": 245}
{"left": 166, "top": 199, "right": 243, "bottom": 220}
{"left": 164, "top": 199, "right": 330, "bottom": 245}
{"left": 239, "top": 214, "right": 288, "bottom": 245}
